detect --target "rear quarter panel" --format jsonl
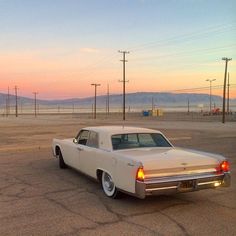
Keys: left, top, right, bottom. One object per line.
{"left": 92, "top": 151, "right": 139, "bottom": 194}
{"left": 112, "top": 153, "right": 140, "bottom": 194}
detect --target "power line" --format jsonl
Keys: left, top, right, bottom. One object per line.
{"left": 161, "top": 84, "right": 236, "bottom": 93}
{"left": 31, "top": 24, "right": 236, "bottom": 88}
{"left": 131, "top": 24, "right": 236, "bottom": 51}
{"left": 130, "top": 44, "right": 236, "bottom": 62}
{"left": 129, "top": 23, "right": 236, "bottom": 52}
{"left": 73, "top": 25, "right": 235, "bottom": 85}
{"left": 76, "top": 54, "right": 117, "bottom": 74}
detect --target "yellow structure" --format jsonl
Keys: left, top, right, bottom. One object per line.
{"left": 149, "top": 109, "right": 163, "bottom": 116}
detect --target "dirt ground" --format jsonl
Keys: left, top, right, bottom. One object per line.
{"left": 0, "top": 114, "right": 236, "bottom": 235}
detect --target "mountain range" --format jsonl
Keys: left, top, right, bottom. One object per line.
{"left": 0, "top": 92, "right": 235, "bottom": 108}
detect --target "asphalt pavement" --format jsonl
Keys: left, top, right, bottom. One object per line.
{"left": 0, "top": 115, "right": 235, "bottom": 235}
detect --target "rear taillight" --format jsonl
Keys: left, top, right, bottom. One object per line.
{"left": 220, "top": 161, "right": 230, "bottom": 172}
{"left": 216, "top": 161, "right": 230, "bottom": 173}
{"left": 136, "top": 167, "right": 145, "bottom": 181}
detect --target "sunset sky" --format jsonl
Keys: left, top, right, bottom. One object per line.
{"left": 0, "top": 0, "right": 235, "bottom": 99}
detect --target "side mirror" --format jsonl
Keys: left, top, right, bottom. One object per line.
{"left": 73, "top": 138, "right": 78, "bottom": 144}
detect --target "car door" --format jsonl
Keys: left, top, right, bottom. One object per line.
{"left": 73, "top": 130, "right": 90, "bottom": 170}
{"left": 61, "top": 139, "right": 79, "bottom": 167}
{"left": 77, "top": 131, "right": 99, "bottom": 178}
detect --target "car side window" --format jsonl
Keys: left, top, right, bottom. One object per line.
{"left": 112, "top": 134, "right": 139, "bottom": 150}
{"left": 151, "top": 133, "right": 172, "bottom": 147}
{"left": 78, "top": 130, "right": 89, "bottom": 145}
{"left": 138, "top": 133, "right": 156, "bottom": 147}
{"left": 87, "top": 131, "right": 99, "bottom": 148}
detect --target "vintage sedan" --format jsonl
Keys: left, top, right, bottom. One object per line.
{"left": 52, "top": 126, "right": 230, "bottom": 199}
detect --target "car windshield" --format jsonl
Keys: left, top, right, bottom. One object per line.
{"left": 111, "top": 133, "right": 171, "bottom": 150}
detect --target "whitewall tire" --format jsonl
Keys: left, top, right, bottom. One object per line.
{"left": 101, "top": 171, "right": 119, "bottom": 198}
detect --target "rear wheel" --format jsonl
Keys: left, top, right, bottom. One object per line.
{"left": 101, "top": 171, "right": 120, "bottom": 198}
{"left": 58, "top": 149, "right": 67, "bottom": 169}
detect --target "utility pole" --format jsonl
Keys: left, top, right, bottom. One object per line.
{"left": 187, "top": 99, "right": 190, "bottom": 114}
{"left": 152, "top": 97, "right": 154, "bottom": 111}
{"left": 5, "top": 96, "right": 7, "bottom": 116}
{"left": 222, "top": 57, "right": 232, "bottom": 123}
{"left": 20, "top": 99, "right": 23, "bottom": 114}
{"left": 227, "top": 72, "right": 230, "bottom": 114}
{"left": 206, "top": 79, "right": 216, "bottom": 114}
{"left": 33, "top": 92, "right": 38, "bottom": 117}
{"left": 106, "top": 84, "right": 110, "bottom": 116}
{"left": 5, "top": 87, "right": 9, "bottom": 116}
{"left": 14, "top": 86, "right": 18, "bottom": 117}
{"left": 118, "top": 50, "right": 129, "bottom": 121}
{"left": 91, "top": 83, "right": 101, "bottom": 119}
{"left": 7, "top": 87, "right": 10, "bottom": 115}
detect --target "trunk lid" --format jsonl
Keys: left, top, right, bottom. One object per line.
{"left": 116, "top": 147, "right": 222, "bottom": 177}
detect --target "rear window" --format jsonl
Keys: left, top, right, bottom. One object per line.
{"left": 111, "top": 133, "right": 171, "bottom": 150}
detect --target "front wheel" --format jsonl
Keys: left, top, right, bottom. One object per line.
{"left": 101, "top": 171, "right": 120, "bottom": 198}
{"left": 58, "top": 150, "right": 67, "bottom": 169}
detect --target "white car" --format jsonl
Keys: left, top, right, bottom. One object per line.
{"left": 52, "top": 126, "right": 230, "bottom": 199}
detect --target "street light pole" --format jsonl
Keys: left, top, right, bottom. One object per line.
{"left": 91, "top": 83, "right": 101, "bottom": 119}
{"left": 206, "top": 79, "right": 216, "bottom": 114}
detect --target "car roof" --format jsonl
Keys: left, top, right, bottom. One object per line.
{"left": 83, "top": 126, "right": 161, "bottom": 136}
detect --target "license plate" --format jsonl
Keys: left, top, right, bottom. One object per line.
{"left": 179, "top": 180, "right": 195, "bottom": 191}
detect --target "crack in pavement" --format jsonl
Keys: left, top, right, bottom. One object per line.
{"left": 124, "top": 202, "right": 191, "bottom": 235}
{"left": 44, "top": 194, "right": 99, "bottom": 225}
{"left": 123, "top": 219, "right": 161, "bottom": 236}
{"left": 1, "top": 149, "right": 234, "bottom": 235}
{"left": 84, "top": 187, "right": 192, "bottom": 235}
{"left": 159, "top": 211, "right": 190, "bottom": 236}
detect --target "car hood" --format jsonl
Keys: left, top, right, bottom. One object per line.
{"left": 116, "top": 147, "right": 224, "bottom": 174}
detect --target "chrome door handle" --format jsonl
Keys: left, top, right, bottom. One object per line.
{"left": 127, "top": 163, "right": 134, "bottom": 166}
{"left": 77, "top": 147, "right": 84, "bottom": 151}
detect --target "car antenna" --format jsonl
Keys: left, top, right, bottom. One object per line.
{"left": 122, "top": 122, "right": 125, "bottom": 129}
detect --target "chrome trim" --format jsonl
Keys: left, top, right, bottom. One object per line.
{"left": 146, "top": 186, "right": 177, "bottom": 192}
{"left": 145, "top": 168, "right": 216, "bottom": 178}
{"left": 144, "top": 172, "right": 224, "bottom": 184}
{"left": 135, "top": 172, "right": 230, "bottom": 199}
{"left": 197, "top": 181, "right": 220, "bottom": 186}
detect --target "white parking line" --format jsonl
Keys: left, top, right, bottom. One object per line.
{"left": 168, "top": 136, "right": 192, "bottom": 141}
{"left": 216, "top": 134, "right": 236, "bottom": 138}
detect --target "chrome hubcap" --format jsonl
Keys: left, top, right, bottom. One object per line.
{"left": 103, "top": 173, "right": 114, "bottom": 192}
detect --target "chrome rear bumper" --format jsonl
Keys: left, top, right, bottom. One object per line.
{"left": 135, "top": 172, "right": 231, "bottom": 199}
